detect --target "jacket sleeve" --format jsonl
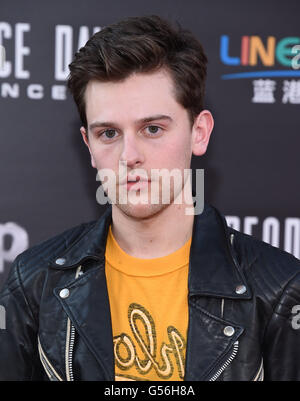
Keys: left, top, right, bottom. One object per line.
{"left": 263, "top": 271, "right": 300, "bottom": 380}
{"left": 0, "top": 256, "right": 45, "bottom": 380}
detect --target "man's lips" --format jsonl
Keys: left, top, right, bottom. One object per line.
{"left": 119, "top": 175, "right": 151, "bottom": 185}
{"left": 123, "top": 176, "right": 152, "bottom": 190}
{"left": 126, "top": 181, "right": 150, "bottom": 190}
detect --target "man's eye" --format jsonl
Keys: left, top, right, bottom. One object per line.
{"left": 145, "top": 125, "right": 162, "bottom": 135}
{"left": 100, "top": 129, "right": 117, "bottom": 140}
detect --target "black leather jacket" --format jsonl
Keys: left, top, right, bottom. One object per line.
{"left": 1, "top": 203, "right": 300, "bottom": 381}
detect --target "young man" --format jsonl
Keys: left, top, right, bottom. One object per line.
{"left": 1, "top": 15, "right": 300, "bottom": 382}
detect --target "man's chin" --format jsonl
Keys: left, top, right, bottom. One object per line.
{"left": 113, "top": 201, "right": 168, "bottom": 220}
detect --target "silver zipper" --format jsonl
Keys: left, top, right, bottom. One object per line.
{"left": 209, "top": 341, "right": 239, "bottom": 381}
{"left": 65, "top": 265, "right": 82, "bottom": 381}
{"left": 208, "top": 234, "right": 239, "bottom": 381}
{"left": 38, "top": 336, "right": 63, "bottom": 381}
{"left": 253, "top": 358, "right": 264, "bottom": 381}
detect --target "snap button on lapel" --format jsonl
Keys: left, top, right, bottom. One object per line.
{"left": 59, "top": 288, "right": 70, "bottom": 299}
{"left": 223, "top": 326, "right": 235, "bottom": 337}
{"left": 55, "top": 258, "right": 66, "bottom": 265}
{"left": 235, "top": 285, "right": 247, "bottom": 294}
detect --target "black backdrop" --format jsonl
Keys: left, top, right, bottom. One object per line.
{"left": 1, "top": 0, "right": 299, "bottom": 289}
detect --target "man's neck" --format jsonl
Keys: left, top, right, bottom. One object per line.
{"left": 111, "top": 199, "right": 194, "bottom": 259}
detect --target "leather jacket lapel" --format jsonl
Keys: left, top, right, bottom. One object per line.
{"left": 189, "top": 204, "right": 251, "bottom": 299}
{"left": 185, "top": 298, "right": 243, "bottom": 380}
{"left": 54, "top": 262, "right": 114, "bottom": 380}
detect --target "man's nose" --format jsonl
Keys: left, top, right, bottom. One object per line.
{"left": 119, "top": 134, "right": 144, "bottom": 168}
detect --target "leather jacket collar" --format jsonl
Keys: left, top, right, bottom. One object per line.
{"left": 50, "top": 203, "right": 251, "bottom": 301}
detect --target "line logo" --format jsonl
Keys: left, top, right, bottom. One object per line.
{"left": 220, "top": 35, "right": 300, "bottom": 79}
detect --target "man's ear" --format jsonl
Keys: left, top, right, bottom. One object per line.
{"left": 191, "top": 110, "right": 214, "bottom": 156}
{"left": 80, "top": 126, "right": 97, "bottom": 168}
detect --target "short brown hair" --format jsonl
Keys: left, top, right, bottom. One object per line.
{"left": 67, "top": 15, "right": 208, "bottom": 129}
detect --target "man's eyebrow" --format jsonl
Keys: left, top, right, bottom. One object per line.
{"left": 88, "top": 114, "right": 173, "bottom": 131}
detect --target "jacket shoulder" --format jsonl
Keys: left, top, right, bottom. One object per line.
{"left": 230, "top": 227, "right": 300, "bottom": 270}
{"left": 229, "top": 227, "right": 300, "bottom": 303}
{"left": 10, "top": 219, "right": 98, "bottom": 284}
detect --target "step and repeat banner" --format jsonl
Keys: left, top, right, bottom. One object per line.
{"left": 0, "top": 0, "right": 299, "bottom": 288}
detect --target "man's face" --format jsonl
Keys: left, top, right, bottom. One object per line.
{"left": 81, "top": 68, "right": 209, "bottom": 219}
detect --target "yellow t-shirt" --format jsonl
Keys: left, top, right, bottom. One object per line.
{"left": 105, "top": 225, "right": 191, "bottom": 381}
